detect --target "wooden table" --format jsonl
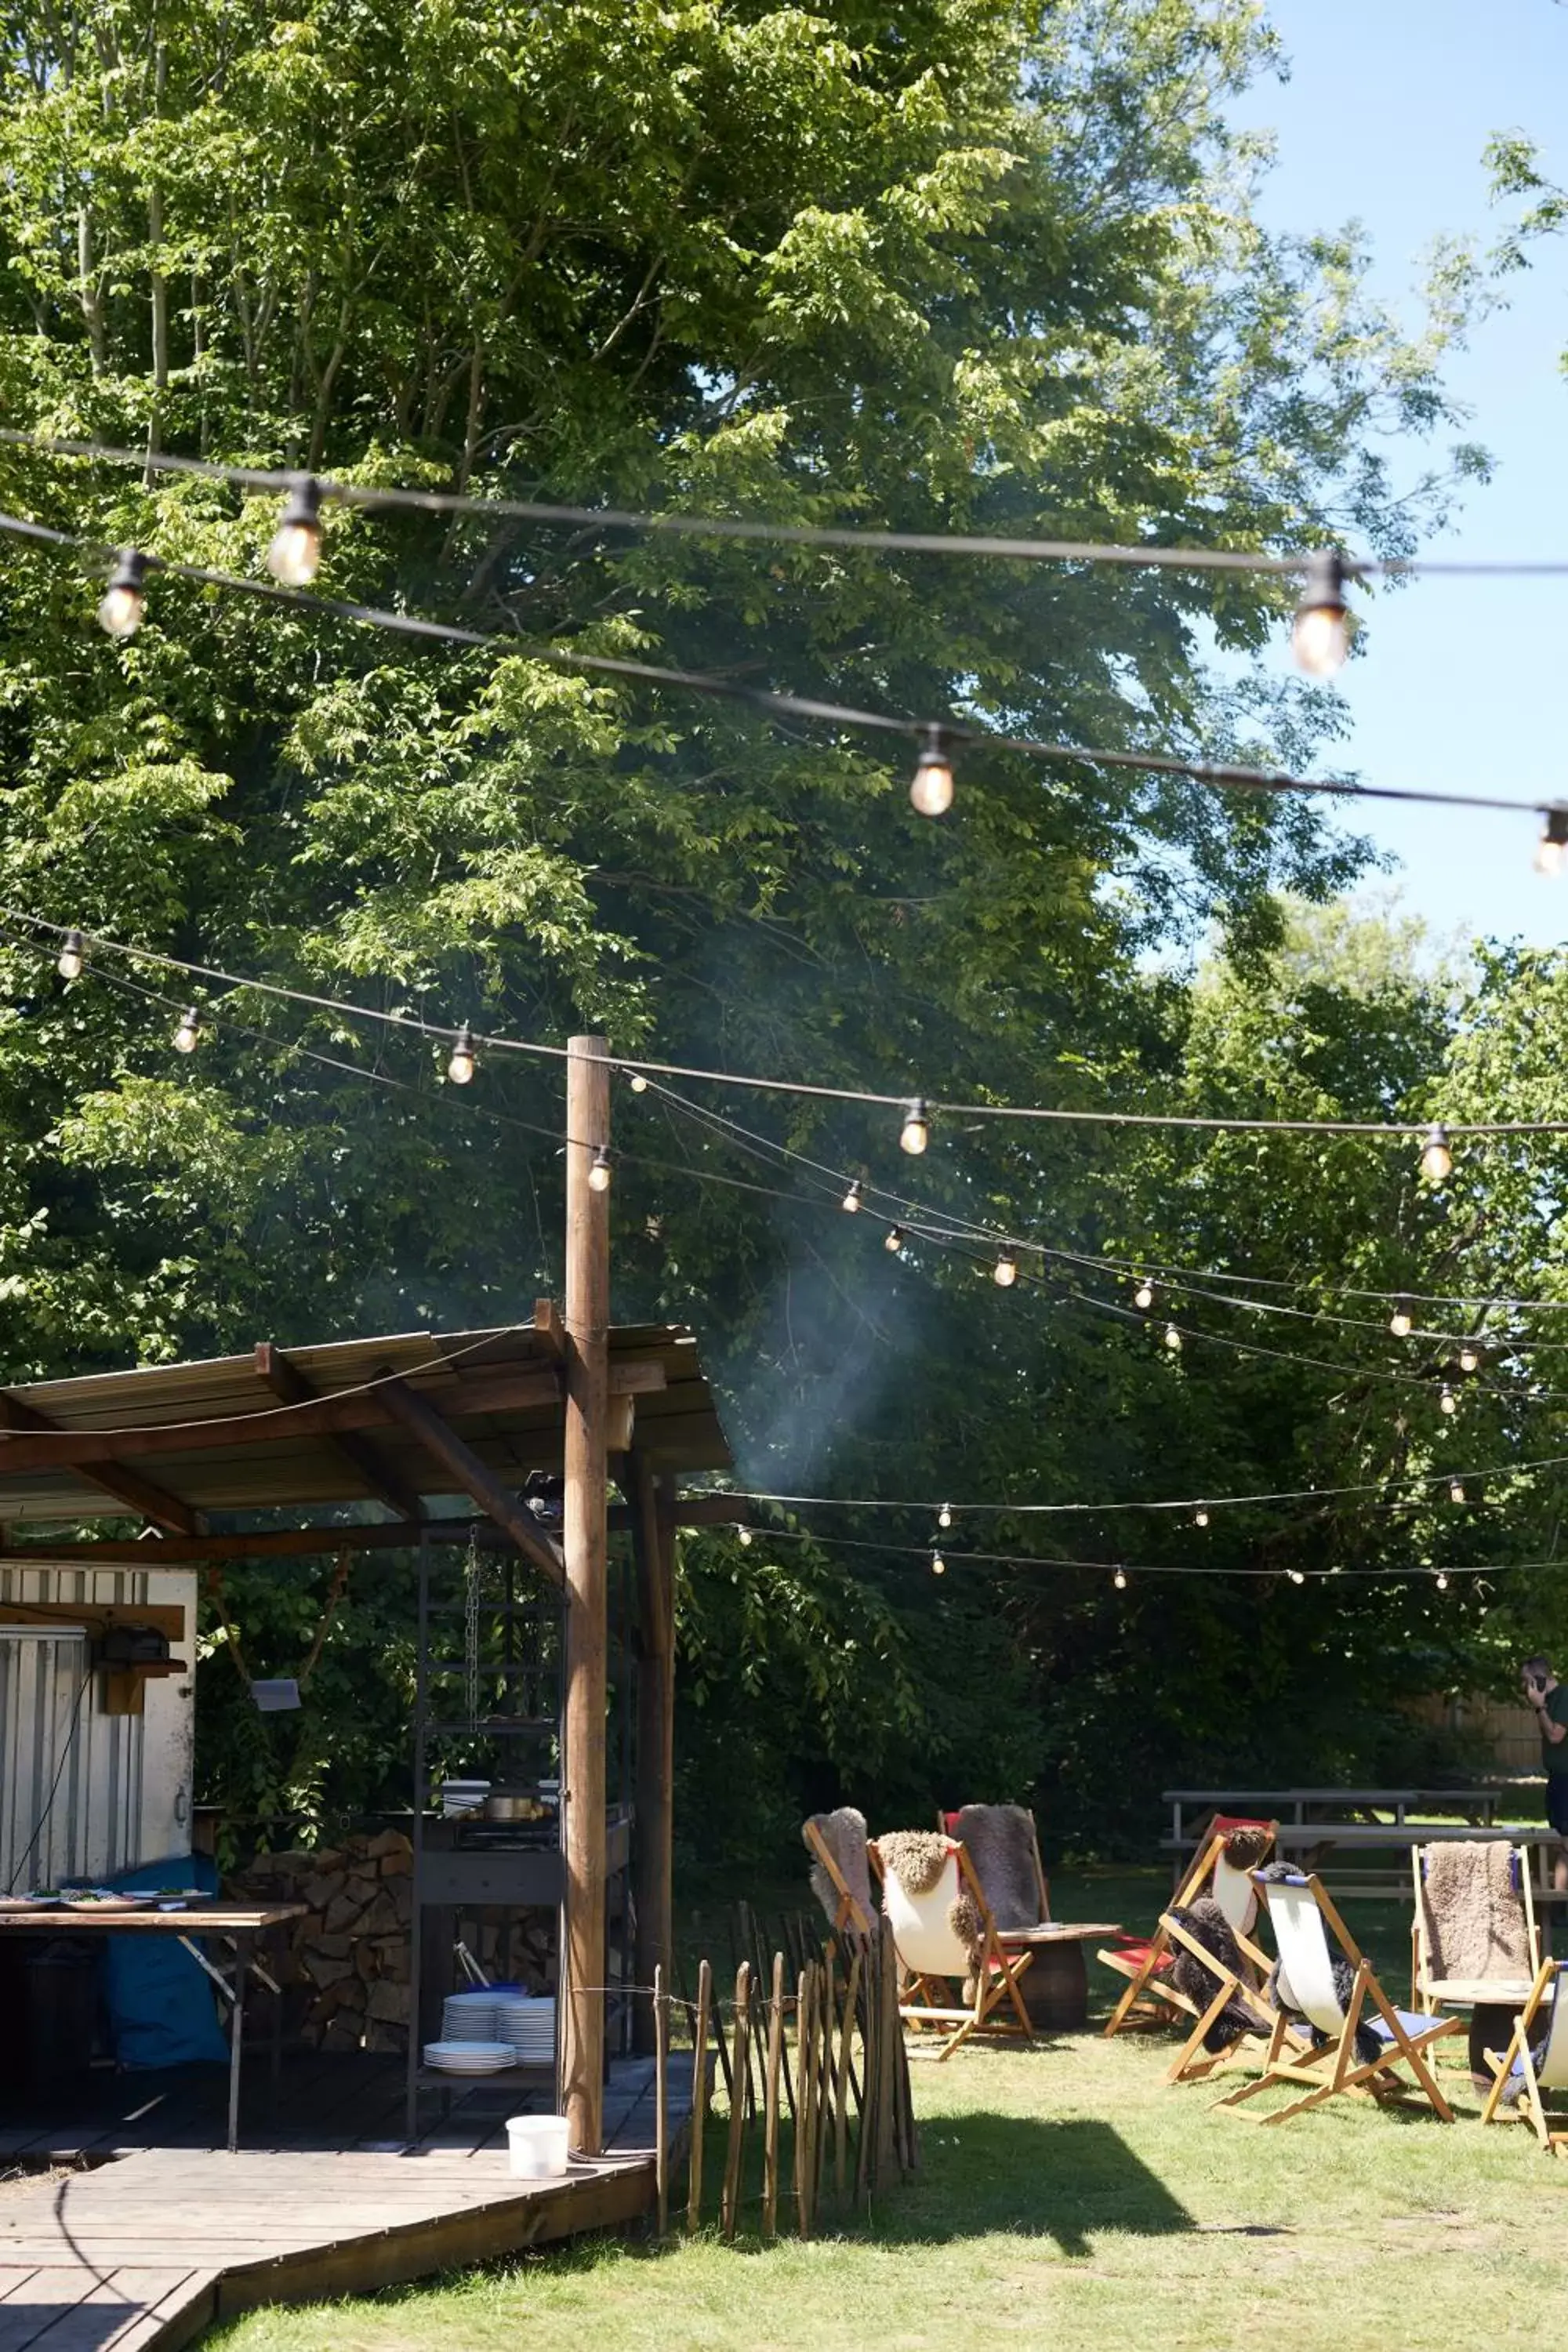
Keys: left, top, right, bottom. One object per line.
{"left": 0, "top": 1902, "right": 303, "bottom": 2151}
{"left": 1163, "top": 1788, "right": 1504, "bottom": 1853}
{"left": 996, "top": 1924, "right": 1121, "bottom": 2032}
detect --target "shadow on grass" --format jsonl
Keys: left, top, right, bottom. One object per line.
{"left": 870, "top": 2110, "right": 1195, "bottom": 2257}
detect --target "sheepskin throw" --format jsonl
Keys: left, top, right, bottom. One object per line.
{"left": 876, "top": 1830, "right": 982, "bottom": 1964}
{"left": 1221, "top": 1824, "right": 1272, "bottom": 1872}
{"left": 1419, "top": 1840, "right": 1531, "bottom": 1982}
{"left": 1167, "top": 1898, "right": 1258, "bottom": 2050}
{"left": 803, "top": 1806, "right": 872, "bottom": 1930}
{"left": 951, "top": 1804, "right": 1044, "bottom": 1932}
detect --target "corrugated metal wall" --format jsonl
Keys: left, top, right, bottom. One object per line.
{"left": 0, "top": 1564, "right": 196, "bottom": 1891}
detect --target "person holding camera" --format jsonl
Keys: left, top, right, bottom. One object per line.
{"left": 1523, "top": 1653, "right": 1568, "bottom": 1893}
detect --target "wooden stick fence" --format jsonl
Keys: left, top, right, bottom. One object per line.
{"left": 657, "top": 1920, "right": 916, "bottom": 2242}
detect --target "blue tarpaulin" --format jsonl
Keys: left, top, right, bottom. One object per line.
{"left": 100, "top": 1853, "right": 229, "bottom": 2068}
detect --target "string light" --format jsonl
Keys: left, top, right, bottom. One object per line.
{"left": 938, "top": 1503, "right": 953, "bottom": 1530}
{"left": 1439, "top": 1382, "right": 1458, "bottom": 1416}
{"left": 1163, "top": 1323, "right": 1183, "bottom": 1353}
{"left": 1291, "top": 550, "right": 1352, "bottom": 677}
{"left": 266, "top": 475, "right": 324, "bottom": 586}
{"left": 737, "top": 1526, "right": 753, "bottom": 1548}
{"left": 931, "top": 1548, "right": 946, "bottom": 1576}
{"left": 1288, "top": 1568, "right": 1306, "bottom": 1584}
{"left": 629, "top": 1073, "right": 648, "bottom": 1094}
{"left": 994, "top": 1250, "right": 1018, "bottom": 1288}
{"left": 588, "top": 1146, "right": 612, "bottom": 1193}
{"left": 841, "top": 1179, "right": 863, "bottom": 1213}
{"left": 172, "top": 1005, "right": 201, "bottom": 1054}
{"left": 1458, "top": 1342, "right": 1481, "bottom": 1375}
{"left": 1537, "top": 808, "right": 1568, "bottom": 876}
{"left": 1193, "top": 1505, "right": 1210, "bottom": 1528}
{"left": 446, "top": 1024, "right": 476, "bottom": 1085}
{"left": 1449, "top": 1479, "right": 1466, "bottom": 1504}
{"left": 1112, "top": 1566, "right": 1127, "bottom": 1591}
{"left": 1389, "top": 1298, "right": 1414, "bottom": 1338}
{"left": 96, "top": 548, "right": 147, "bottom": 639}
{"left": 884, "top": 1225, "right": 905, "bottom": 1254}
{"left": 55, "top": 930, "right": 84, "bottom": 980}
{"left": 909, "top": 725, "right": 954, "bottom": 818}
{"left": 898, "top": 1098, "right": 930, "bottom": 1156}
{"left": 1436, "top": 1570, "right": 1450, "bottom": 1591}
{"left": 1133, "top": 1277, "right": 1155, "bottom": 1311}
{"left": 1420, "top": 1124, "right": 1454, "bottom": 1185}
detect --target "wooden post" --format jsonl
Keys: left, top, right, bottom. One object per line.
{"left": 687, "top": 1957, "right": 711, "bottom": 2233}
{"left": 834, "top": 1947, "right": 858, "bottom": 2204}
{"left": 562, "top": 1033, "right": 611, "bottom": 2155}
{"left": 762, "top": 1952, "right": 784, "bottom": 2241}
{"left": 721, "top": 1962, "right": 751, "bottom": 2243}
{"left": 630, "top": 1457, "right": 675, "bottom": 2053}
{"left": 654, "top": 1962, "right": 670, "bottom": 2238}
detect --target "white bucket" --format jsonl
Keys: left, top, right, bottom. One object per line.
{"left": 506, "top": 2114, "right": 572, "bottom": 2179}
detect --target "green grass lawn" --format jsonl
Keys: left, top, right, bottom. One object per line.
{"left": 210, "top": 1870, "right": 1568, "bottom": 2352}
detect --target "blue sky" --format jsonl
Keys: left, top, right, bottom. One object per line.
{"left": 1230, "top": 0, "right": 1568, "bottom": 949}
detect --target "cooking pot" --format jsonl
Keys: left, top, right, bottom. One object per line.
{"left": 484, "top": 1792, "right": 548, "bottom": 1822}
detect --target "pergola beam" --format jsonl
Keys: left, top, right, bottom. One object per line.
{"left": 254, "top": 1342, "right": 426, "bottom": 1523}
{"left": 376, "top": 1376, "right": 564, "bottom": 1586}
{"left": 0, "top": 1394, "right": 205, "bottom": 1537}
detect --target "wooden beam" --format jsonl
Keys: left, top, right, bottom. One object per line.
{"left": 533, "top": 1297, "right": 565, "bottom": 1356}
{"left": 376, "top": 1377, "right": 564, "bottom": 1585}
{"left": 0, "top": 1522, "right": 508, "bottom": 1564}
{"left": 255, "top": 1344, "right": 426, "bottom": 1523}
{"left": 661, "top": 1493, "right": 752, "bottom": 1530}
{"left": 630, "top": 1455, "right": 675, "bottom": 2057}
{"left": 562, "top": 1033, "right": 611, "bottom": 2154}
{"left": 0, "top": 1393, "right": 206, "bottom": 1536}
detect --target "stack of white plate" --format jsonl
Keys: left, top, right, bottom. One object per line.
{"left": 423, "top": 2040, "right": 517, "bottom": 2075}
{"left": 495, "top": 1994, "right": 555, "bottom": 2067}
{"left": 442, "top": 1991, "right": 500, "bottom": 2042}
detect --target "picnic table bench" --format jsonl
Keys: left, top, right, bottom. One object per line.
{"left": 1163, "top": 1788, "right": 1505, "bottom": 1852}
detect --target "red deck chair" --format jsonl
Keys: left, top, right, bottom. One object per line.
{"left": 1099, "top": 1813, "right": 1277, "bottom": 2039}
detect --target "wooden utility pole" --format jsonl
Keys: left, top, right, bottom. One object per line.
{"left": 630, "top": 1457, "right": 676, "bottom": 2053}
{"left": 561, "top": 1033, "right": 611, "bottom": 2153}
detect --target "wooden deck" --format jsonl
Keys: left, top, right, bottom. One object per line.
{"left": 0, "top": 2053, "right": 690, "bottom": 2350}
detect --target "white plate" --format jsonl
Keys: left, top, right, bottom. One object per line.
{"left": 424, "top": 2041, "right": 516, "bottom": 2061}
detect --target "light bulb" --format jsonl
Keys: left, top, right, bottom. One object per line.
{"left": 909, "top": 725, "right": 954, "bottom": 818}
{"left": 1194, "top": 1506, "right": 1210, "bottom": 1528}
{"left": 1458, "top": 1343, "right": 1480, "bottom": 1375}
{"left": 884, "top": 1225, "right": 905, "bottom": 1254}
{"left": 1133, "top": 1279, "right": 1154, "bottom": 1311}
{"left": 1439, "top": 1382, "right": 1457, "bottom": 1417}
{"left": 993, "top": 1250, "right": 1017, "bottom": 1288}
{"left": 1389, "top": 1299, "right": 1413, "bottom": 1339}
{"left": 56, "top": 930, "right": 84, "bottom": 981}
{"left": 1163, "top": 1322, "right": 1182, "bottom": 1353}
{"left": 1420, "top": 1123, "right": 1453, "bottom": 1186}
{"left": 1436, "top": 1571, "right": 1450, "bottom": 1592}
{"left": 1449, "top": 1479, "right": 1465, "bottom": 1505}
{"left": 266, "top": 474, "right": 324, "bottom": 586}
{"left": 842, "top": 1179, "right": 862, "bottom": 1214}
{"left": 930, "top": 1548, "right": 947, "bottom": 1576}
{"left": 1536, "top": 808, "right": 1568, "bottom": 876}
{"left": 1291, "top": 550, "right": 1351, "bottom": 677}
{"left": 172, "top": 1006, "right": 201, "bottom": 1054}
{"left": 899, "top": 1098, "right": 930, "bottom": 1156}
{"left": 1288, "top": 1569, "right": 1306, "bottom": 1585}
{"left": 938, "top": 1503, "right": 953, "bottom": 1530}
{"left": 1112, "top": 1566, "right": 1127, "bottom": 1592}
{"left": 629, "top": 1073, "right": 648, "bottom": 1094}
{"left": 97, "top": 548, "right": 147, "bottom": 639}
{"left": 447, "top": 1024, "right": 476, "bottom": 1085}
{"left": 587, "top": 1147, "right": 612, "bottom": 1194}
{"left": 737, "top": 1526, "right": 753, "bottom": 1548}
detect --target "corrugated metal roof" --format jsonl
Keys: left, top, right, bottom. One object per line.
{"left": 0, "top": 1317, "right": 730, "bottom": 1525}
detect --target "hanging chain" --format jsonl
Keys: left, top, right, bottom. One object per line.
{"left": 464, "top": 1520, "right": 482, "bottom": 1734}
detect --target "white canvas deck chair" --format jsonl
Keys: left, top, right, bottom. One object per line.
{"left": 1218, "top": 1871, "right": 1461, "bottom": 2124}
{"left": 1411, "top": 1842, "right": 1539, "bottom": 2022}
{"left": 871, "top": 1835, "right": 1033, "bottom": 2060}
{"left": 1101, "top": 1813, "right": 1276, "bottom": 2039}
{"left": 1480, "top": 1959, "right": 1568, "bottom": 2153}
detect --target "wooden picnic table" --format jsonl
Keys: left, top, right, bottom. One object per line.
{"left": 0, "top": 1901, "right": 303, "bottom": 2151}
{"left": 1163, "top": 1786, "right": 1504, "bottom": 1852}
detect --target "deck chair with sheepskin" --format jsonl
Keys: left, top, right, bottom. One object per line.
{"left": 1100, "top": 1815, "right": 1276, "bottom": 2039}
{"left": 1480, "top": 1958, "right": 1568, "bottom": 2153}
{"left": 1411, "top": 1841, "right": 1539, "bottom": 2031}
{"left": 870, "top": 1831, "right": 1033, "bottom": 2060}
{"left": 1217, "top": 1871, "right": 1461, "bottom": 2124}
{"left": 941, "top": 1804, "right": 1051, "bottom": 1929}
{"left": 802, "top": 1807, "right": 875, "bottom": 1940}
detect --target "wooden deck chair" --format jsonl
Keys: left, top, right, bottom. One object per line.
{"left": 1218, "top": 1871, "right": 1461, "bottom": 2124}
{"left": 1100, "top": 1814, "right": 1276, "bottom": 2039}
{"left": 1480, "top": 1958, "right": 1568, "bottom": 2153}
{"left": 1410, "top": 1842, "right": 1538, "bottom": 2023}
{"left": 1157, "top": 1904, "right": 1309, "bottom": 2088}
{"left": 941, "top": 1805, "right": 1051, "bottom": 1925}
{"left": 871, "top": 1835, "right": 1034, "bottom": 2060}
{"left": 802, "top": 1811, "right": 875, "bottom": 1939}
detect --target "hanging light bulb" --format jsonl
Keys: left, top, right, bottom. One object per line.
{"left": 97, "top": 548, "right": 147, "bottom": 639}
{"left": 587, "top": 1146, "right": 612, "bottom": 1194}
{"left": 1420, "top": 1123, "right": 1454, "bottom": 1186}
{"left": 1536, "top": 807, "right": 1568, "bottom": 876}
{"left": 1133, "top": 1277, "right": 1154, "bottom": 1312}
{"left": 266, "top": 474, "right": 325, "bottom": 586}
{"left": 1193, "top": 1505, "right": 1210, "bottom": 1528}
{"left": 884, "top": 1225, "right": 905, "bottom": 1254}
{"left": 1439, "top": 1382, "right": 1458, "bottom": 1417}
{"left": 931, "top": 1548, "right": 946, "bottom": 1577}
{"left": 737, "top": 1525, "right": 753, "bottom": 1548}
{"left": 938, "top": 1502, "right": 953, "bottom": 1530}
{"left": 909, "top": 724, "right": 954, "bottom": 818}
{"left": 898, "top": 1098, "right": 930, "bottom": 1156}
{"left": 1449, "top": 1479, "right": 1466, "bottom": 1505}
{"left": 1436, "top": 1570, "right": 1450, "bottom": 1592}
{"left": 1163, "top": 1322, "right": 1183, "bottom": 1353}
{"left": 1288, "top": 1568, "right": 1306, "bottom": 1585}
{"left": 172, "top": 1005, "right": 201, "bottom": 1055}
{"left": 1457, "top": 1341, "right": 1481, "bottom": 1376}
{"left": 842, "top": 1178, "right": 863, "bottom": 1214}
{"left": 993, "top": 1250, "right": 1018, "bottom": 1288}
{"left": 1389, "top": 1298, "right": 1414, "bottom": 1339}
{"left": 1291, "top": 550, "right": 1352, "bottom": 677}
{"left": 1112, "top": 1566, "right": 1127, "bottom": 1591}
{"left": 56, "top": 930, "right": 84, "bottom": 981}
{"left": 628, "top": 1073, "right": 648, "bottom": 1094}
{"left": 446, "top": 1024, "right": 476, "bottom": 1085}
